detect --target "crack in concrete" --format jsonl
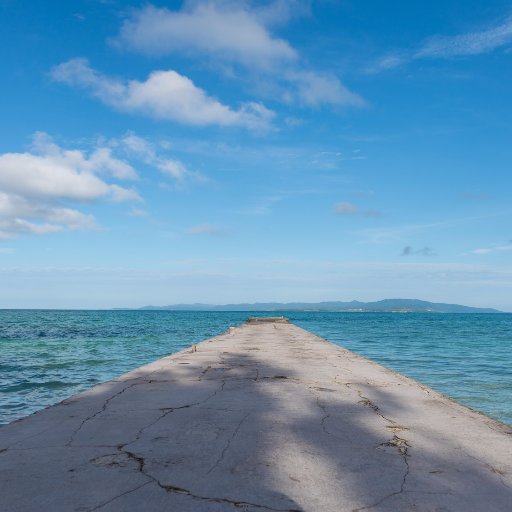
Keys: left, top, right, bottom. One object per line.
{"left": 119, "top": 380, "right": 227, "bottom": 454}
{"left": 379, "top": 434, "right": 410, "bottom": 457}
{"left": 345, "top": 383, "right": 396, "bottom": 425}
{"left": 345, "top": 384, "right": 411, "bottom": 512}
{"left": 2, "top": 417, "right": 72, "bottom": 451}
{"left": 2, "top": 377, "right": 161, "bottom": 452}
{"left": 198, "top": 365, "right": 212, "bottom": 380}
{"left": 86, "top": 358, "right": 300, "bottom": 512}
{"left": 85, "top": 378, "right": 273, "bottom": 511}
{"left": 88, "top": 481, "right": 152, "bottom": 511}
{"left": 156, "top": 482, "right": 303, "bottom": 511}
{"left": 404, "top": 489, "right": 454, "bottom": 496}
{"left": 120, "top": 445, "right": 301, "bottom": 512}
{"left": 206, "top": 413, "right": 250, "bottom": 475}
{"left": 304, "top": 383, "right": 351, "bottom": 446}
{"left": 352, "top": 442, "right": 410, "bottom": 512}
{"left": 457, "top": 448, "right": 511, "bottom": 489}
{"left": 314, "top": 397, "right": 340, "bottom": 442}
{"left": 2, "top": 443, "right": 120, "bottom": 454}
{"left": 66, "top": 381, "right": 144, "bottom": 447}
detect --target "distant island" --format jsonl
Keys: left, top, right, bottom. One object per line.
{"left": 131, "top": 299, "right": 502, "bottom": 313}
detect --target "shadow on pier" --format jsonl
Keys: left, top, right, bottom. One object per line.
{"left": 0, "top": 341, "right": 511, "bottom": 511}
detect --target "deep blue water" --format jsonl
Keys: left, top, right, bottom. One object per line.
{"left": 0, "top": 310, "right": 511, "bottom": 426}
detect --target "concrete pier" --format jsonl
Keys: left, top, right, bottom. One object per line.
{"left": 1, "top": 319, "right": 511, "bottom": 511}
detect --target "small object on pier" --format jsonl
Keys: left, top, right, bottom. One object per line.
{"left": 246, "top": 316, "right": 289, "bottom": 324}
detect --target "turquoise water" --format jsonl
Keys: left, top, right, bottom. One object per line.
{"left": 0, "top": 310, "right": 511, "bottom": 426}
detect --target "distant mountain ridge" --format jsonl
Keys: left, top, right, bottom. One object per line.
{"left": 135, "top": 299, "right": 502, "bottom": 313}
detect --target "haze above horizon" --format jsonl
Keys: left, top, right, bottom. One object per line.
{"left": 0, "top": 1, "right": 511, "bottom": 310}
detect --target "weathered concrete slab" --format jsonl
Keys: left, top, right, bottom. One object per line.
{"left": 0, "top": 320, "right": 511, "bottom": 511}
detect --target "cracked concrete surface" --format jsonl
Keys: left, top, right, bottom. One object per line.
{"left": 1, "top": 320, "right": 511, "bottom": 511}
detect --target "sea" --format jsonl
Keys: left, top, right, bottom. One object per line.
{"left": 0, "top": 310, "right": 511, "bottom": 426}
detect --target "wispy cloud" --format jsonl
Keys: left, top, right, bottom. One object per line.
{"left": 472, "top": 241, "right": 512, "bottom": 254}
{"left": 127, "top": 208, "right": 149, "bottom": 218}
{"left": 239, "top": 189, "right": 324, "bottom": 216}
{"left": 51, "top": 59, "right": 275, "bottom": 131}
{"left": 239, "top": 195, "right": 284, "bottom": 216}
{"left": 356, "top": 213, "right": 509, "bottom": 244}
{"left": 370, "top": 15, "right": 512, "bottom": 72}
{"left": 186, "top": 224, "right": 227, "bottom": 236}
{"left": 335, "top": 202, "right": 382, "bottom": 217}
{"left": 115, "top": 132, "right": 205, "bottom": 185}
{"left": 0, "top": 132, "right": 140, "bottom": 239}
{"left": 417, "top": 16, "right": 512, "bottom": 58}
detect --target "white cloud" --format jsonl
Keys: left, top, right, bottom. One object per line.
{"left": 254, "top": 0, "right": 312, "bottom": 26}
{"left": 157, "top": 160, "right": 188, "bottom": 180}
{"left": 288, "top": 71, "right": 364, "bottom": 107}
{"left": 0, "top": 193, "right": 97, "bottom": 240}
{"left": 109, "top": 185, "right": 142, "bottom": 203}
{"left": 335, "top": 202, "right": 382, "bottom": 217}
{"left": 114, "top": 2, "right": 297, "bottom": 69}
{"left": 112, "top": 2, "right": 361, "bottom": 110}
{"left": 0, "top": 218, "right": 63, "bottom": 239}
{"left": 85, "top": 147, "right": 137, "bottom": 180}
{"left": 186, "top": 224, "right": 226, "bottom": 236}
{"left": 51, "top": 59, "right": 275, "bottom": 130}
{"left": 119, "top": 132, "right": 156, "bottom": 161}
{"left": 0, "top": 131, "right": 138, "bottom": 202}
{"left": 0, "top": 133, "right": 140, "bottom": 239}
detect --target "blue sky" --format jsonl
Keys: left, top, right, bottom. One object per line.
{"left": 1, "top": 0, "right": 511, "bottom": 310}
